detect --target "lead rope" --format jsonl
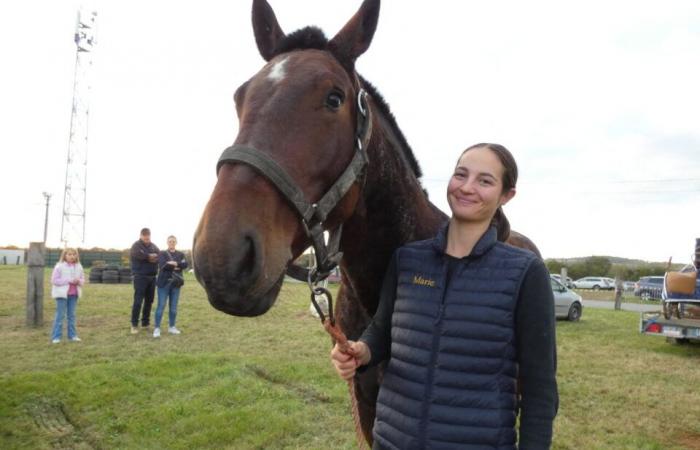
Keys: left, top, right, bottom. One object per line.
{"left": 310, "top": 286, "right": 369, "bottom": 450}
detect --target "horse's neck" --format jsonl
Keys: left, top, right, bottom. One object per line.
{"left": 340, "top": 105, "right": 446, "bottom": 315}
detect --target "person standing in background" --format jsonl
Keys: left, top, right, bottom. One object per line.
{"left": 129, "top": 228, "right": 159, "bottom": 334}
{"left": 50, "top": 248, "right": 85, "bottom": 344}
{"left": 153, "top": 235, "right": 188, "bottom": 338}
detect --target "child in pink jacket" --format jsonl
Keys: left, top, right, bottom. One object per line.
{"left": 50, "top": 248, "right": 85, "bottom": 343}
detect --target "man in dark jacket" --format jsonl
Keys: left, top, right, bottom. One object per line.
{"left": 129, "top": 228, "right": 159, "bottom": 333}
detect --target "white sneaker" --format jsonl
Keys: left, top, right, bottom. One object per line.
{"left": 168, "top": 327, "right": 181, "bottom": 335}
{"left": 51, "top": 339, "right": 60, "bottom": 344}
{"left": 130, "top": 326, "right": 139, "bottom": 335}
{"left": 153, "top": 328, "right": 161, "bottom": 338}
{"left": 70, "top": 337, "right": 82, "bottom": 342}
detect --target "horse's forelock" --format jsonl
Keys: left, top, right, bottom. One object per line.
{"left": 272, "top": 26, "right": 329, "bottom": 57}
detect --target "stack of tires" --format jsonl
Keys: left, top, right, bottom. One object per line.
{"left": 119, "top": 268, "right": 132, "bottom": 284}
{"left": 102, "top": 265, "right": 120, "bottom": 284}
{"left": 89, "top": 267, "right": 104, "bottom": 284}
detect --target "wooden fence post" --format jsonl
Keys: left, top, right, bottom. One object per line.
{"left": 614, "top": 276, "right": 623, "bottom": 310}
{"left": 26, "top": 242, "right": 46, "bottom": 327}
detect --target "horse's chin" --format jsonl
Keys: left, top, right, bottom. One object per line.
{"left": 206, "top": 272, "right": 285, "bottom": 317}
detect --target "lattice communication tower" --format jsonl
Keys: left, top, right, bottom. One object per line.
{"left": 61, "top": 9, "right": 97, "bottom": 246}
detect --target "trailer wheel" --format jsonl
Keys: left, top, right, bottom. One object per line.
{"left": 662, "top": 301, "right": 672, "bottom": 320}
{"left": 567, "top": 303, "right": 582, "bottom": 322}
{"left": 666, "top": 337, "right": 689, "bottom": 345}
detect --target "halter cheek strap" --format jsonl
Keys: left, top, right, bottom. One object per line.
{"left": 216, "top": 88, "right": 372, "bottom": 283}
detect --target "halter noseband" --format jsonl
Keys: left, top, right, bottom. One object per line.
{"left": 216, "top": 88, "right": 372, "bottom": 284}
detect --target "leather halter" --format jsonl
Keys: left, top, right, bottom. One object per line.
{"left": 216, "top": 88, "right": 372, "bottom": 284}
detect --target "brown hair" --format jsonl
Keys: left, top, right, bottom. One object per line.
{"left": 459, "top": 143, "right": 518, "bottom": 241}
{"left": 59, "top": 248, "right": 80, "bottom": 264}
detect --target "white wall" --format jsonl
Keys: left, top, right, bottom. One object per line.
{"left": 0, "top": 249, "right": 25, "bottom": 265}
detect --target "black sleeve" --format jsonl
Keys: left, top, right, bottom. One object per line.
{"left": 358, "top": 252, "right": 398, "bottom": 367}
{"left": 158, "top": 251, "right": 173, "bottom": 272}
{"left": 130, "top": 242, "right": 148, "bottom": 261}
{"left": 516, "top": 258, "right": 559, "bottom": 450}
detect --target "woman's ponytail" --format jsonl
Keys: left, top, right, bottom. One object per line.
{"left": 491, "top": 206, "right": 511, "bottom": 242}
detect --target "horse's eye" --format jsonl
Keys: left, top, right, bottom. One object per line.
{"left": 325, "top": 91, "right": 344, "bottom": 110}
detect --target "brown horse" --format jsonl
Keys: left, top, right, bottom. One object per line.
{"left": 192, "top": 0, "right": 541, "bottom": 444}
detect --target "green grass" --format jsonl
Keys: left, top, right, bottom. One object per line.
{"left": 1, "top": 266, "right": 699, "bottom": 449}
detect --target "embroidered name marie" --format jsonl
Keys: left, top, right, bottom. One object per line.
{"left": 413, "top": 275, "right": 436, "bottom": 287}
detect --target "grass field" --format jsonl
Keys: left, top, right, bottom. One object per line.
{"left": 572, "top": 288, "right": 654, "bottom": 304}
{"left": 1, "top": 266, "right": 699, "bottom": 449}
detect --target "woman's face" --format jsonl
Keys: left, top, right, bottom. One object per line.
{"left": 167, "top": 237, "right": 177, "bottom": 250}
{"left": 447, "top": 147, "right": 515, "bottom": 224}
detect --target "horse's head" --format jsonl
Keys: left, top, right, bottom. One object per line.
{"left": 193, "top": 0, "right": 380, "bottom": 316}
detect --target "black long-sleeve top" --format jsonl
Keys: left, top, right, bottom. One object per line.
{"left": 129, "top": 240, "right": 160, "bottom": 276}
{"left": 360, "top": 253, "right": 559, "bottom": 449}
{"left": 156, "top": 250, "right": 189, "bottom": 288}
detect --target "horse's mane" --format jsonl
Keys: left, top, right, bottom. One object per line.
{"left": 271, "top": 26, "right": 423, "bottom": 180}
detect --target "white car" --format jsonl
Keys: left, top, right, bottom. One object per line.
{"left": 551, "top": 276, "right": 583, "bottom": 321}
{"left": 573, "top": 276, "right": 613, "bottom": 290}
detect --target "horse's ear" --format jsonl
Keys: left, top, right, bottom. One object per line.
{"left": 329, "top": 0, "right": 380, "bottom": 66}
{"left": 252, "top": 0, "right": 286, "bottom": 61}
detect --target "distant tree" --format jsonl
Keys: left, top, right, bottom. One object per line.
{"left": 582, "top": 256, "right": 612, "bottom": 277}
{"left": 567, "top": 262, "right": 587, "bottom": 280}
{"left": 549, "top": 256, "right": 680, "bottom": 281}
{"left": 544, "top": 259, "right": 564, "bottom": 274}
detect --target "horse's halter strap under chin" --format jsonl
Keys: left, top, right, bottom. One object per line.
{"left": 216, "top": 88, "right": 372, "bottom": 284}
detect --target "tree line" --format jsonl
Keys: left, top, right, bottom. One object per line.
{"left": 545, "top": 256, "right": 677, "bottom": 281}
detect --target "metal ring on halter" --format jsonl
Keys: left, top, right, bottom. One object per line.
{"left": 357, "top": 89, "right": 367, "bottom": 116}
{"left": 307, "top": 267, "right": 320, "bottom": 292}
{"left": 309, "top": 285, "right": 334, "bottom": 325}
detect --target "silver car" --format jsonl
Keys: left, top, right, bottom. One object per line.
{"left": 551, "top": 276, "right": 583, "bottom": 321}
{"left": 573, "top": 276, "right": 613, "bottom": 290}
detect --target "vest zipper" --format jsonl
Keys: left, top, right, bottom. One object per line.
{"left": 419, "top": 258, "right": 451, "bottom": 449}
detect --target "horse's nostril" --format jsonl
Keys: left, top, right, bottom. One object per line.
{"left": 223, "top": 232, "right": 260, "bottom": 286}
{"left": 232, "top": 235, "right": 257, "bottom": 281}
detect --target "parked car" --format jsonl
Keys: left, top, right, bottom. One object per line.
{"left": 551, "top": 274, "right": 574, "bottom": 288}
{"left": 634, "top": 276, "right": 664, "bottom": 301}
{"left": 551, "top": 276, "right": 583, "bottom": 321}
{"left": 572, "top": 276, "right": 613, "bottom": 290}
{"left": 623, "top": 281, "right": 636, "bottom": 291}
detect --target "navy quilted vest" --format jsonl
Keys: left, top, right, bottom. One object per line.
{"left": 373, "top": 226, "right": 536, "bottom": 450}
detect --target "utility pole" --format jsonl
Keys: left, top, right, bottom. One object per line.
{"left": 61, "top": 9, "right": 97, "bottom": 246}
{"left": 42, "top": 192, "right": 51, "bottom": 243}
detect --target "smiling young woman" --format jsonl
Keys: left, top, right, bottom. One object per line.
{"left": 331, "top": 143, "right": 559, "bottom": 450}
{"left": 446, "top": 143, "right": 518, "bottom": 257}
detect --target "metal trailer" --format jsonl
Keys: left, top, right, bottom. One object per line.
{"left": 640, "top": 311, "right": 700, "bottom": 344}
{"left": 639, "top": 272, "right": 700, "bottom": 344}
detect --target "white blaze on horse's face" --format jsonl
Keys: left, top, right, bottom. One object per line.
{"left": 267, "top": 57, "right": 288, "bottom": 83}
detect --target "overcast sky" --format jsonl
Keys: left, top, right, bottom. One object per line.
{"left": 1, "top": 0, "right": 699, "bottom": 264}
